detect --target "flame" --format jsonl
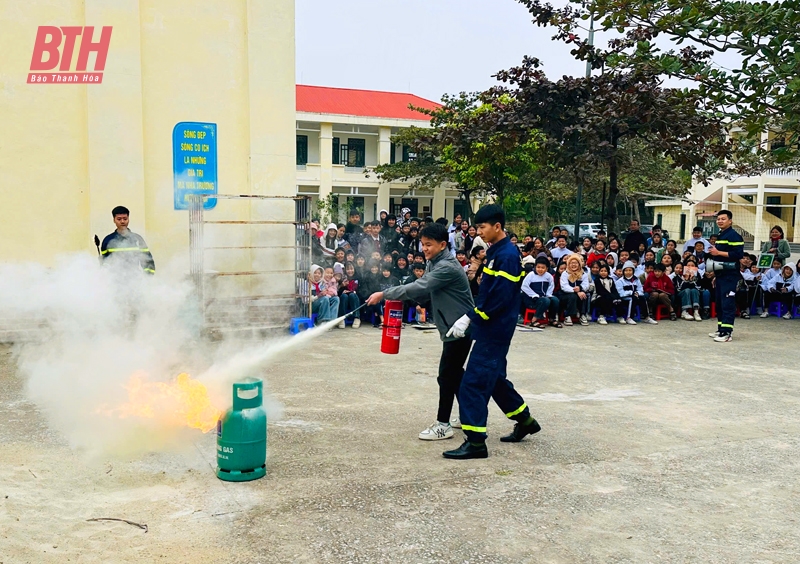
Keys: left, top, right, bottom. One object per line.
{"left": 103, "top": 371, "right": 222, "bottom": 433}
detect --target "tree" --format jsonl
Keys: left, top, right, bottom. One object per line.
{"left": 516, "top": 0, "right": 800, "bottom": 169}
{"left": 372, "top": 92, "right": 543, "bottom": 215}
{"left": 443, "top": 59, "right": 729, "bottom": 232}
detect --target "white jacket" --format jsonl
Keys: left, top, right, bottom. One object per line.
{"left": 615, "top": 276, "right": 643, "bottom": 298}
{"left": 760, "top": 267, "right": 782, "bottom": 290}
{"left": 764, "top": 272, "right": 797, "bottom": 293}
{"left": 521, "top": 271, "right": 554, "bottom": 299}
{"left": 559, "top": 270, "right": 590, "bottom": 293}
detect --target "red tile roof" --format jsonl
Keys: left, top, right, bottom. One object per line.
{"left": 296, "top": 85, "right": 440, "bottom": 121}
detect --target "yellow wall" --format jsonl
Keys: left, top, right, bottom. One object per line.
{"left": 0, "top": 0, "right": 296, "bottom": 267}
{"left": 648, "top": 206, "right": 686, "bottom": 242}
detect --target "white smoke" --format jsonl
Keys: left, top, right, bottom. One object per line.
{"left": 0, "top": 253, "right": 301, "bottom": 457}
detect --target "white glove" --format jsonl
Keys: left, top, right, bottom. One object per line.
{"left": 310, "top": 295, "right": 318, "bottom": 302}
{"left": 446, "top": 314, "right": 471, "bottom": 338}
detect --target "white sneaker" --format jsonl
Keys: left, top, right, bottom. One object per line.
{"left": 450, "top": 417, "right": 461, "bottom": 429}
{"left": 760, "top": 311, "right": 769, "bottom": 318}
{"left": 681, "top": 310, "right": 694, "bottom": 321}
{"left": 419, "top": 421, "right": 454, "bottom": 441}
{"left": 626, "top": 318, "right": 637, "bottom": 325}
{"left": 563, "top": 317, "right": 573, "bottom": 326}
{"left": 713, "top": 333, "right": 733, "bottom": 342}
{"left": 618, "top": 317, "right": 626, "bottom": 324}
{"left": 338, "top": 320, "right": 346, "bottom": 329}
{"left": 693, "top": 311, "right": 702, "bottom": 322}
{"left": 597, "top": 315, "right": 607, "bottom": 325}
{"left": 708, "top": 331, "right": 720, "bottom": 338}
{"left": 643, "top": 317, "right": 658, "bottom": 325}
{"left": 579, "top": 315, "right": 589, "bottom": 326}
{"left": 782, "top": 311, "right": 793, "bottom": 320}
{"left": 352, "top": 318, "right": 361, "bottom": 329}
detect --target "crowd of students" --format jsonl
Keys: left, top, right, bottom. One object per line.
{"left": 307, "top": 210, "right": 800, "bottom": 329}
{"left": 520, "top": 223, "right": 800, "bottom": 328}
{"left": 308, "top": 209, "right": 487, "bottom": 328}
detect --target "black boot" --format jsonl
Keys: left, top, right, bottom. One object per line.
{"left": 442, "top": 439, "right": 488, "bottom": 460}
{"left": 500, "top": 418, "right": 541, "bottom": 443}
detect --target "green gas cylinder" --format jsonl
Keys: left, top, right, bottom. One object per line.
{"left": 216, "top": 379, "right": 267, "bottom": 482}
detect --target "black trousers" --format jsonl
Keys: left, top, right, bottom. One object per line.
{"left": 437, "top": 337, "right": 473, "bottom": 424}
{"left": 715, "top": 275, "right": 738, "bottom": 335}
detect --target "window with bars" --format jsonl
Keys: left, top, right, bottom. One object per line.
{"left": 346, "top": 138, "right": 366, "bottom": 168}
{"left": 332, "top": 137, "right": 340, "bottom": 165}
{"left": 296, "top": 135, "right": 308, "bottom": 166}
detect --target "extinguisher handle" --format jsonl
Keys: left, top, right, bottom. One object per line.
{"left": 233, "top": 379, "right": 263, "bottom": 410}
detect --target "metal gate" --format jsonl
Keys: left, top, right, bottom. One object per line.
{"left": 188, "top": 194, "right": 311, "bottom": 337}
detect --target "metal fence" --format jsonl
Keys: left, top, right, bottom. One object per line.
{"left": 188, "top": 194, "right": 311, "bottom": 337}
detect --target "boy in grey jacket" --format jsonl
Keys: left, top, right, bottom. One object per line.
{"left": 367, "top": 223, "right": 474, "bottom": 441}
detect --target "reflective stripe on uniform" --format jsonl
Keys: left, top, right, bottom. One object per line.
{"left": 474, "top": 308, "right": 490, "bottom": 320}
{"left": 462, "top": 424, "right": 487, "bottom": 433}
{"left": 482, "top": 267, "right": 522, "bottom": 282}
{"left": 720, "top": 323, "right": 734, "bottom": 328}
{"left": 143, "top": 268, "right": 155, "bottom": 273}
{"left": 505, "top": 403, "right": 527, "bottom": 418}
{"left": 715, "top": 241, "right": 744, "bottom": 245}
{"left": 102, "top": 247, "right": 149, "bottom": 255}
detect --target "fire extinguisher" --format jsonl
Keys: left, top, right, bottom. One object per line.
{"left": 381, "top": 300, "right": 403, "bottom": 354}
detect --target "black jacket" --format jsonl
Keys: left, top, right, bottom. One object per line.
{"left": 623, "top": 230, "right": 646, "bottom": 253}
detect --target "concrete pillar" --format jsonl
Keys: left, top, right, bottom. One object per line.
{"left": 721, "top": 185, "right": 728, "bottom": 206}
{"left": 793, "top": 193, "right": 800, "bottom": 243}
{"left": 319, "top": 122, "right": 333, "bottom": 203}
{"left": 377, "top": 126, "right": 391, "bottom": 213}
{"left": 753, "top": 177, "right": 766, "bottom": 249}
{"left": 433, "top": 185, "right": 446, "bottom": 219}
{"left": 761, "top": 130, "right": 770, "bottom": 151}
{"left": 246, "top": 0, "right": 297, "bottom": 292}
{"left": 85, "top": 0, "right": 146, "bottom": 242}
{"left": 445, "top": 197, "right": 454, "bottom": 221}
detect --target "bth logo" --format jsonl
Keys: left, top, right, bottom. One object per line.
{"left": 28, "top": 26, "right": 112, "bottom": 84}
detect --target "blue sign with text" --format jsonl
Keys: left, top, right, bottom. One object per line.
{"left": 173, "top": 121, "right": 217, "bottom": 210}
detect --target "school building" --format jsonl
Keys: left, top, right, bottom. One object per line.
{"left": 646, "top": 131, "right": 800, "bottom": 250}
{"left": 295, "top": 85, "right": 468, "bottom": 222}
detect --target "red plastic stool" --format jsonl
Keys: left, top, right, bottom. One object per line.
{"left": 523, "top": 308, "right": 537, "bottom": 324}
{"left": 654, "top": 304, "right": 671, "bottom": 320}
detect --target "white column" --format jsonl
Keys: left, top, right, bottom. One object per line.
{"left": 377, "top": 126, "right": 391, "bottom": 213}
{"left": 753, "top": 177, "right": 766, "bottom": 249}
{"left": 432, "top": 185, "right": 446, "bottom": 219}
{"left": 761, "top": 130, "right": 770, "bottom": 152}
{"left": 319, "top": 122, "right": 333, "bottom": 203}
{"left": 721, "top": 185, "right": 728, "bottom": 207}
{"left": 793, "top": 193, "right": 800, "bottom": 243}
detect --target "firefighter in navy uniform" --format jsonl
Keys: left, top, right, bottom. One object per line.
{"left": 708, "top": 209, "right": 744, "bottom": 342}
{"left": 443, "top": 204, "right": 541, "bottom": 460}
{"left": 101, "top": 206, "right": 156, "bottom": 274}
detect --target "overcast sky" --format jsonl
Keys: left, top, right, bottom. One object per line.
{"left": 296, "top": 0, "right": 587, "bottom": 102}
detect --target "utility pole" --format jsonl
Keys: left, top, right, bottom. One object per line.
{"left": 573, "top": 10, "right": 595, "bottom": 242}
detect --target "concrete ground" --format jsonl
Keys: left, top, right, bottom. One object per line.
{"left": 2, "top": 317, "right": 800, "bottom": 563}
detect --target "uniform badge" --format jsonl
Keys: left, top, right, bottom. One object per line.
{"left": 488, "top": 260, "right": 494, "bottom": 269}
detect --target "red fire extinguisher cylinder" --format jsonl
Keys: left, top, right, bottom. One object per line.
{"left": 380, "top": 300, "right": 403, "bottom": 354}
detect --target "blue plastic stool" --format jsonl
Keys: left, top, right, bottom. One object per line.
{"left": 768, "top": 302, "right": 788, "bottom": 317}
{"left": 591, "top": 307, "right": 617, "bottom": 323}
{"left": 289, "top": 317, "right": 313, "bottom": 334}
